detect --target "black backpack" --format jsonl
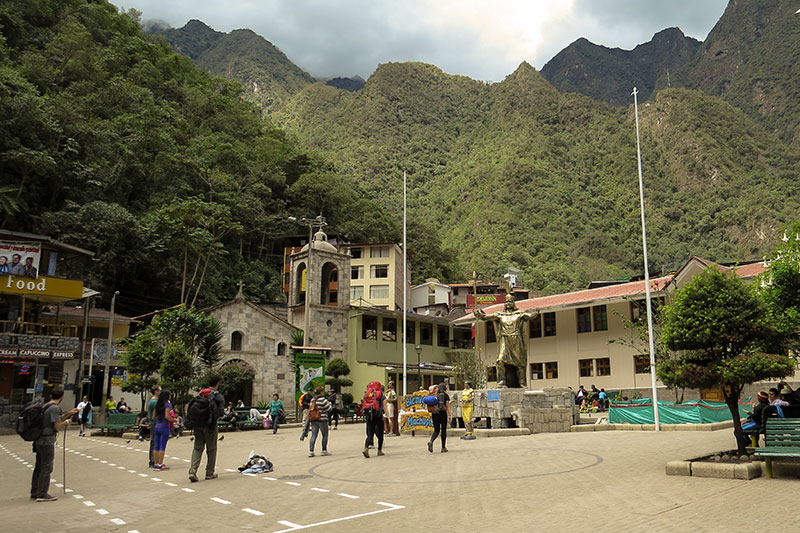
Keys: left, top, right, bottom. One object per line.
{"left": 185, "top": 393, "right": 215, "bottom": 430}
{"left": 17, "top": 400, "right": 48, "bottom": 441}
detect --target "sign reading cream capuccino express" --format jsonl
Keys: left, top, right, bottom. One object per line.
{"left": 1, "top": 275, "right": 84, "bottom": 300}
{"left": 0, "top": 347, "right": 76, "bottom": 363}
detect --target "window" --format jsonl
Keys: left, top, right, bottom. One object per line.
{"left": 369, "top": 285, "right": 389, "bottom": 299}
{"left": 530, "top": 363, "right": 543, "bottom": 380}
{"left": 362, "top": 315, "right": 377, "bottom": 340}
{"left": 350, "top": 247, "right": 362, "bottom": 259}
{"left": 529, "top": 315, "right": 542, "bottom": 338}
{"left": 634, "top": 355, "right": 650, "bottom": 374}
{"left": 370, "top": 246, "right": 389, "bottom": 258}
{"left": 382, "top": 318, "right": 397, "bottom": 342}
{"left": 487, "top": 366, "right": 497, "bottom": 382}
{"left": 593, "top": 305, "right": 608, "bottom": 331}
{"left": 577, "top": 307, "right": 592, "bottom": 333}
{"left": 579, "top": 358, "right": 594, "bottom": 377}
{"left": 277, "top": 342, "right": 287, "bottom": 356}
{"left": 485, "top": 323, "right": 496, "bottom": 343}
{"left": 406, "top": 321, "right": 415, "bottom": 344}
{"left": 350, "top": 285, "right": 363, "bottom": 301}
{"left": 351, "top": 265, "right": 364, "bottom": 279}
{"left": 231, "top": 331, "right": 243, "bottom": 351}
{"left": 596, "top": 357, "right": 611, "bottom": 376}
{"left": 543, "top": 312, "right": 556, "bottom": 337}
{"left": 420, "top": 322, "right": 432, "bottom": 345}
{"left": 370, "top": 264, "right": 389, "bottom": 278}
{"left": 437, "top": 325, "right": 449, "bottom": 347}
{"left": 545, "top": 361, "right": 559, "bottom": 379}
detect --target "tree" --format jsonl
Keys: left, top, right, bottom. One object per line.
{"left": 120, "top": 330, "right": 161, "bottom": 409}
{"left": 450, "top": 349, "right": 487, "bottom": 389}
{"left": 197, "top": 361, "right": 255, "bottom": 405}
{"left": 159, "top": 340, "right": 194, "bottom": 407}
{"left": 759, "top": 222, "right": 800, "bottom": 355}
{"left": 661, "top": 267, "right": 795, "bottom": 453}
{"left": 325, "top": 358, "right": 353, "bottom": 393}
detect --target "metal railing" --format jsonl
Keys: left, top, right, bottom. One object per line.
{"left": 0, "top": 321, "right": 79, "bottom": 337}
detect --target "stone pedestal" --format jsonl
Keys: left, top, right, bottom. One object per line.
{"left": 451, "top": 388, "right": 578, "bottom": 434}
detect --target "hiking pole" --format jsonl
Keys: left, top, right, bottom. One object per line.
{"left": 62, "top": 425, "right": 67, "bottom": 495}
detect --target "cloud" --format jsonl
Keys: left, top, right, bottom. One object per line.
{"left": 126, "top": 0, "right": 728, "bottom": 81}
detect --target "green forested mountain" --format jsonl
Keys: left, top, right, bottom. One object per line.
{"left": 156, "top": 20, "right": 315, "bottom": 112}
{"left": 662, "top": 0, "right": 800, "bottom": 148}
{"left": 0, "top": 0, "right": 395, "bottom": 315}
{"left": 274, "top": 61, "right": 800, "bottom": 294}
{"left": 541, "top": 27, "right": 700, "bottom": 106}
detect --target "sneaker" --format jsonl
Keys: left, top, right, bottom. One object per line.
{"left": 377, "top": 450, "right": 385, "bottom": 456}
{"left": 189, "top": 474, "right": 198, "bottom": 483}
{"left": 441, "top": 447, "right": 448, "bottom": 453}
{"left": 362, "top": 447, "right": 370, "bottom": 459}
{"left": 321, "top": 450, "right": 331, "bottom": 456}
{"left": 137, "top": 436, "right": 144, "bottom": 442}
{"left": 205, "top": 473, "right": 218, "bottom": 480}
{"left": 36, "top": 494, "right": 58, "bottom": 502}
{"left": 308, "top": 452, "right": 315, "bottom": 457}
{"left": 158, "top": 465, "right": 170, "bottom": 471}
{"left": 427, "top": 441, "right": 433, "bottom": 453}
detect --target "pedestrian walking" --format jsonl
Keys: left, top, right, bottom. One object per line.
{"left": 152, "top": 389, "right": 178, "bottom": 471}
{"left": 308, "top": 386, "right": 332, "bottom": 457}
{"left": 146, "top": 385, "right": 160, "bottom": 467}
{"left": 299, "top": 388, "right": 313, "bottom": 441}
{"left": 427, "top": 382, "right": 451, "bottom": 453}
{"left": 76, "top": 395, "right": 91, "bottom": 437}
{"left": 327, "top": 390, "right": 340, "bottom": 430}
{"left": 31, "top": 388, "right": 78, "bottom": 502}
{"left": 269, "top": 393, "right": 284, "bottom": 434}
{"left": 361, "top": 381, "right": 384, "bottom": 458}
{"left": 188, "top": 374, "right": 225, "bottom": 482}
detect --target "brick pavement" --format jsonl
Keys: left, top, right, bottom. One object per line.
{"left": 0, "top": 423, "right": 797, "bottom": 532}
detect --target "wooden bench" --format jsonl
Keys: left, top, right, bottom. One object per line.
{"left": 753, "top": 418, "right": 800, "bottom": 478}
{"left": 94, "top": 413, "right": 139, "bottom": 436}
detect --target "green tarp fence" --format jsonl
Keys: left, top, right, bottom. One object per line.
{"left": 608, "top": 398, "right": 750, "bottom": 425}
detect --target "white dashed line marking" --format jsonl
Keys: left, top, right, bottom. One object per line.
{"left": 181, "top": 488, "right": 195, "bottom": 493}
{"left": 151, "top": 477, "right": 162, "bottom": 482}
{"left": 263, "top": 476, "right": 276, "bottom": 480}
{"left": 110, "top": 518, "right": 126, "bottom": 525}
{"left": 165, "top": 482, "right": 177, "bottom": 487}
{"left": 96, "top": 509, "right": 109, "bottom": 515}
{"left": 54, "top": 483, "right": 63, "bottom": 488}
{"left": 83, "top": 501, "right": 96, "bottom": 507}
{"left": 73, "top": 494, "right": 84, "bottom": 499}
{"left": 225, "top": 469, "right": 236, "bottom": 472}
{"left": 242, "top": 508, "right": 264, "bottom": 516}
{"left": 278, "top": 520, "right": 302, "bottom": 528}
{"left": 311, "top": 488, "right": 329, "bottom": 493}
{"left": 285, "top": 481, "right": 301, "bottom": 486}
{"left": 210, "top": 497, "right": 231, "bottom": 505}
{"left": 337, "top": 493, "right": 359, "bottom": 499}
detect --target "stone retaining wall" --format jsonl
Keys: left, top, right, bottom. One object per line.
{"left": 450, "top": 388, "right": 579, "bottom": 434}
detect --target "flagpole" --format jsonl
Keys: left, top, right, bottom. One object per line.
{"left": 402, "top": 170, "right": 408, "bottom": 396}
{"left": 633, "top": 87, "right": 660, "bottom": 430}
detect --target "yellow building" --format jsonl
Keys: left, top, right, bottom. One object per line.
{"left": 343, "top": 243, "right": 409, "bottom": 311}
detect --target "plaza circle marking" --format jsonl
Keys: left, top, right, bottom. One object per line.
{"left": 308, "top": 448, "right": 603, "bottom": 484}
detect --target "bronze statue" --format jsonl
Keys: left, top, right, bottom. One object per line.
{"left": 475, "top": 294, "right": 538, "bottom": 388}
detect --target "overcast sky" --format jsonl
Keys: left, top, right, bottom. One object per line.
{"left": 121, "top": 0, "right": 729, "bottom": 81}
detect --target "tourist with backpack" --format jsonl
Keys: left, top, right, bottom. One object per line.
{"left": 187, "top": 374, "right": 225, "bottom": 482}
{"left": 427, "top": 382, "right": 451, "bottom": 453}
{"left": 26, "top": 388, "right": 78, "bottom": 501}
{"left": 307, "top": 385, "right": 332, "bottom": 457}
{"left": 361, "top": 380, "right": 385, "bottom": 458}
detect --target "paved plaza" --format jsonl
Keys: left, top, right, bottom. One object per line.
{"left": 0, "top": 423, "right": 797, "bottom": 532}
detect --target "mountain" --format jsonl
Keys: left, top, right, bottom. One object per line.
{"left": 274, "top": 60, "right": 800, "bottom": 293}
{"left": 156, "top": 20, "right": 315, "bottom": 111}
{"left": 663, "top": 0, "right": 800, "bottom": 148}
{"left": 541, "top": 27, "right": 700, "bottom": 106}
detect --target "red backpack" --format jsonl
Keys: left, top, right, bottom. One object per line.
{"left": 361, "top": 381, "right": 383, "bottom": 420}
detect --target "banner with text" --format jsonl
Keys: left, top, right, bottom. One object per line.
{"left": 0, "top": 241, "right": 41, "bottom": 279}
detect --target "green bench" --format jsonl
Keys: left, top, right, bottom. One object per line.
{"left": 341, "top": 403, "right": 361, "bottom": 423}
{"left": 218, "top": 409, "right": 267, "bottom": 431}
{"left": 753, "top": 418, "right": 800, "bottom": 478}
{"left": 94, "top": 412, "right": 139, "bottom": 436}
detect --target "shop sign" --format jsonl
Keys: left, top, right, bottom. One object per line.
{"left": 399, "top": 390, "right": 433, "bottom": 433}
{"left": 466, "top": 294, "right": 505, "bottom": 307}
{"left": 0, "top": 347, "right": 75, "bottom": 360}
{"left": 1, "top": 274, "right": 83, "bottom": 299}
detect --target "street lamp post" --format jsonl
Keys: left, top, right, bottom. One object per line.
{"left": 288, "top": 215, "right": 327, "bottom": 346}
{"left": 415, "top": 344, "right": 422, "bottom": 388}
{"left": 102, "top": 290, "right": 119, "bottom": 420}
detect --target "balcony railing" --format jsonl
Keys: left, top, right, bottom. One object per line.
{"left": 0, "top": 321, "right": 79, "bottom": 337}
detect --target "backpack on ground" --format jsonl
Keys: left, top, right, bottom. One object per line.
{"left": 308, "top": 398, "right": 321, "bottom": 421}
{"left": 185, "top": 393, "right": 215, "bottom": 430}
{"left": 17, "top": 400, "right": 48, "bottom": 441}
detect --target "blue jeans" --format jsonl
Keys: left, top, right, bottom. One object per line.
{"left": 309, "top": 421, "right": 328, "bottom": 453}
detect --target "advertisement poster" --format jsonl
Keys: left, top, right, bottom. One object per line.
{"left": 399, "top": 390, "right": 433, "bottom": 432}
{"left": 0, "top": 241, "right": 41, "bottom": 278}
{"left": 295, "top": 352, "right": 326, "bottom": 403}
{"left": 110, "top": 368, "right": 126, "bottom": 387}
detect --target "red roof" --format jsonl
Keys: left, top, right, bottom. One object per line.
{"left": 456, "top": 275, "right": 672, "bottom": 323}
